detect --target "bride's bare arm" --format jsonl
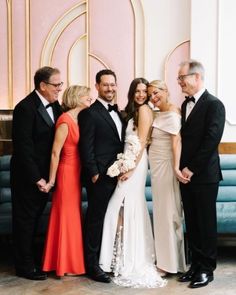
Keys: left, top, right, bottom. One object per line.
{"left": 119, "top": 105, "right": 153, "bottom": 181}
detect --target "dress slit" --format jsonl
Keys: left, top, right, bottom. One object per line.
{"left": 111, "top": 199, "right": 124, "bottom": 276}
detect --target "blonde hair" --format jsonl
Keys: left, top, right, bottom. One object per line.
{"left": 148, "top": 80, "right": 168, "bottom": 91}
{"left": 148, "top": 80, "right": 169, "bottom": 102}
{"left": 61, "top": 85, "right": 90, "bottom": 111}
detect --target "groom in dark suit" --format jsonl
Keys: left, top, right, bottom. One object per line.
{"left": 79, "top": 69, "right": 125, "bottom": 283}
{"left": 10, "top": 66, "right": 62, "bottom": 280}
{"left": 177, "top": 60, "right": 225, "bottom": 288}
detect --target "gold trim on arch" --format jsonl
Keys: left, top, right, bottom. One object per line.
{"left": 129, "top": 0, "right": 145, "bottom": 77}
{"left": 164, "top": 40, "right": 190, "bottom": 81}
{"left": 89, "top": 53, "right": 110, "bottom": 69}
{"left": 67, "top": 34, "right": 87, "bottom": 86}
{"left": 25, "top": 0, "right": 31, "bottom": 94}
{"left": 129, "top": 2, "right": 136, "bottom": 77}
{"left": 6, "top": 0, "right": 13, "bottom": 108}
{"left": 49, "top": 11, "right": 86, "bottom": 66}
{"left": 40, "top": 1, "right": 86, "bottom": 67}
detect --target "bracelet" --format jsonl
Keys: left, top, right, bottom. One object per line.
{"left": 49, "top": 182, "right": 54, "bottom": 187}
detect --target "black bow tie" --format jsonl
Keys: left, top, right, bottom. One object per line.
{"left": 185, "top": 96, "right": 195, "bottom": 103}
{"left": 46, "top": 103, "right": 54, "bottom": 109}
{"left": 108, "top": 104, "right": 118, "bottom": 112}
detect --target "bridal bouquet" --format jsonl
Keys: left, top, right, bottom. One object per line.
{"left": 107, "top": 134, "right": 141, "bottom": 177}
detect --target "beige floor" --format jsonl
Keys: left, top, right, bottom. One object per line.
{"left": 0, "top": 239, "right": 236, "bottom": 295}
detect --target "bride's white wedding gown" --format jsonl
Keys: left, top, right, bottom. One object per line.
{"left": 99, "top": 119, "right": 166, "bottom": 288}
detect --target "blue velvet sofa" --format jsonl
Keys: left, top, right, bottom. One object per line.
{"left": 1, "top": 154, "right": 236, "bottom": 236}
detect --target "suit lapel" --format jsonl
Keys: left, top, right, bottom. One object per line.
{"left": 33, "top": 92, "right": 54, "bottom": 127}
{"left": 183, "top": 90, "right": 208, "bottom": 127}
{"left": 37, "top": 103, "right": 54, "bottom": 127}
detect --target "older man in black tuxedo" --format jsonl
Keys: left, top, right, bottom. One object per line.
{"left": 10, "top": 66, "right": 62, "bottom": 280}
{"left": 177, "top": 60, "right": 225, "bottom": 288}
{"left": 79, "top": 69, "right": 125, "bottom": 283}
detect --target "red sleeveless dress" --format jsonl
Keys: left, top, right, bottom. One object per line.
{"left": 43, "top": 112, "right": 85, "bottom": 276}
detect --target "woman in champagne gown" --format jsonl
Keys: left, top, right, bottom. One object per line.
{"left": 148, "top": 80, "right": 187, "bottom": 275}
{"left": 42, "top": 85, "right": 91, "bottom": 277}
{"left": 99, "top": 78, "right": 166, "bottom": 288}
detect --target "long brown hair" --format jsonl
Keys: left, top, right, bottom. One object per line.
{"left": 124, "top": 78, "right": 149, "bottom": 129}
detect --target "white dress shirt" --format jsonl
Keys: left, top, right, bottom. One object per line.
{"left": 97, "top": 98, "right": 122, "bottom": 140}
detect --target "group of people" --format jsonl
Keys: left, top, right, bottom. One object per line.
{"left": 10, "top": 59, "right": 225, "bottom": 290}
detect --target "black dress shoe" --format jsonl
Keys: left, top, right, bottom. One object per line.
{"left": 178, "top": 267, "right": 198, "bottom": 282}
{"left": 87, "top": 266, "right": 111, "bottom": 283}
{"left": 16, "top": 269, "right": 47, "bottom": 280}
{"left": 189, "top": 272, "right": 214, "bottom": 288}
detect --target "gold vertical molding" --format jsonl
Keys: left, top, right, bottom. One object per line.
{"left": 25, "top": 0, "right": 31, "bottom": 94}
{"left": 130, "top": 1, "right": 136, "bottom": 77}
{"left": 6, "top": 0, "right": 13, "bottom": 108}
{"left": 130, "top": 0, "right": 145, "bottom": 77}
{"left": 86, "top": 0, "right": 89, "bottom": 86}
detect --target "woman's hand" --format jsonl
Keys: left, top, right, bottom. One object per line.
{"left": 174, "top": 168, "right": 190, "bottom": 184}
{"left": 40, "top": 182, "right": 54, "bottom": 193}
{"left": 119, "top": 170, "right": 134, "bottom": 181}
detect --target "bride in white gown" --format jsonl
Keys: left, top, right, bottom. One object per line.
{"left": 99, "top": 78, "right": 166, "bottom": 288}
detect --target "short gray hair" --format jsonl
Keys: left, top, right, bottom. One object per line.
{"left": 180, "top": 59, "right": 205, "bottom": 80}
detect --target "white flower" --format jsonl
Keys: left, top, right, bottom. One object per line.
{"left": 107, "top": 134, "right": 141, "bottom": 177}
{"left": 107, "top": 162, "right": 120, "bottom": 177}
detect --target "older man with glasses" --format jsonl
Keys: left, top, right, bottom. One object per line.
{"left": 177, "top": 60, "right": 225, "bottom": 288}
{"left": 10, "top": 66, "right": 62, "bottom": 280}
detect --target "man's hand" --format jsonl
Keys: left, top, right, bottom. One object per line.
{"left": 36, "top": 178, "right": 47, "bottom": 192}
{"left": 182, "top": 167, "right": 194, "bottom": 181}
{"left": 174, "top": 168, "right": 190, "bottom": 184}
{"left": 92, "top": 174, "right": 99, "bottom": 183}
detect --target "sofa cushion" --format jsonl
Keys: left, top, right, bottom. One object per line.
{"left": 217, "top": 202, "right": 236, "bottom": 233}
{"left": 220, "top": 170, "right": 236, "bottom": 186}
{"left": 220, "top": 154, "right": 236, "bottom": 169}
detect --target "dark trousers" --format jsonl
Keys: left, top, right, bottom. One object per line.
{"left": 84, "top": 175, "right": 117, "bottom": 271}
{"left": 11, "top": 180, "right": 48, "bottom": 272}
{"left": 180, "top": 183, "right": 219, "bottom": 273}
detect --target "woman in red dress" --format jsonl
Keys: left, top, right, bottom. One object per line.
{"left": 42, "top": 85, "right": 91, "bottom": 277}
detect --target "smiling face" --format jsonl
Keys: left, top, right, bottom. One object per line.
{"left": 95, "top": 74, "right": 117, "bottom": 103}
{"left": 134, "top": 83, "right": 148, "bottom": 105}
{"left": 148, "top": 85, "right": 168, "bottom": 109}
{"left": 177, "top": 64, "right": 199, "bottom": 96}
{"left": 39, "top": 73, "right": 63, "bottom": 103}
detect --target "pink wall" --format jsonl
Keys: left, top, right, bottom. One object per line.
{"left": 0, "top": 0, "right": 135, "bottom": 110}
{"left": 165, "top": 41, "right": 190, "bottom": 108}
{"left": 89, "top": 0, "right": 134, "bottom": 108}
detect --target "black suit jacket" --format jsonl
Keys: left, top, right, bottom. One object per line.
{"left": 180, "top": 90, "right": 225, "bottom": 183}
{"left": 11, "top": 90, "right": 62, "bottom": 184}
{"left": 78, "top": 100, "right": 126, "bottom": 182}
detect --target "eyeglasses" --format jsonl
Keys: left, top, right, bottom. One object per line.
{"left": 44, "top": 81, "right": 64, "bottom": 88}
{"left": 101, "top": 83, "right": 116, "bottom": 88}
{"left": 177, "top": 73, "right": 196, "bottom": 81}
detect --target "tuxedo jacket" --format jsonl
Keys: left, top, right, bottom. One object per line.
{"left": 78, "top": 100, "right": 126, "bottom": 182}
{"left": 180, "top": 90, "right": 225, "bottom": 184}
{"left": 11, "top": 90, "right": 62, "bottom": 185}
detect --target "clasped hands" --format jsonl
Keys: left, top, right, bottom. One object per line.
{"left": 175, "top": 167, "right": 193, "bottom": 184}
{"left": 36, "top": 178, "right": 54, "bottom": 193}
